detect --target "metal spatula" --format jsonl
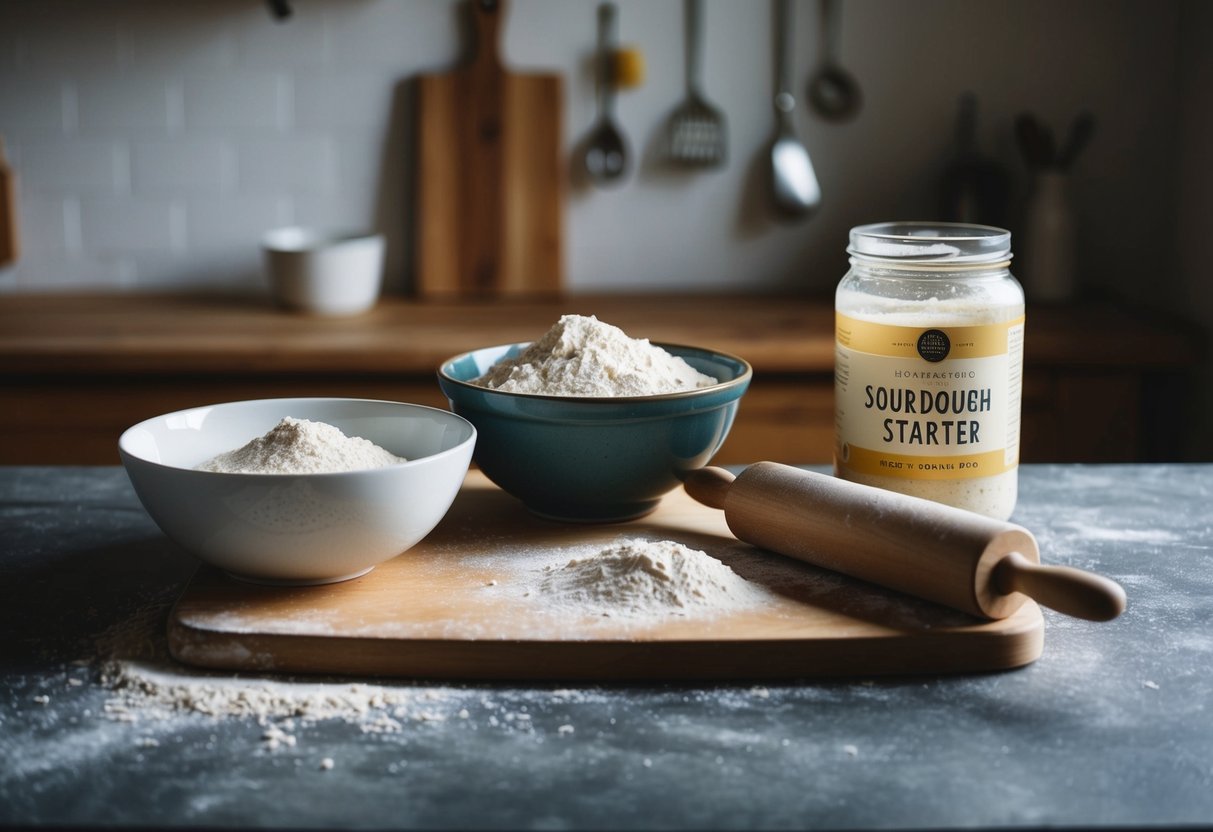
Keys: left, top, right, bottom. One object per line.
{"left": 665, "top": 0, "right": 726, "bottom": 167}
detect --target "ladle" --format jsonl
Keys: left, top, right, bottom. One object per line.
{"left": 583, "top": 2, "right": 628, "bottom": 184}
{"left": 770, "top": 0, "right": 820, "bottom": 218}
{"left": 806, "top": 0, "right": 861, "bottom": 122}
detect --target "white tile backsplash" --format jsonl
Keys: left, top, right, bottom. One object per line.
{"left": 294, "top": 72, "right": 396, "bottom": 133}
{"left": 11, "top": 195, "right": 69, "bottom": 253}
{"left": 18, "top": 140, "right": 125, "bottom": 194}
{"left": 11, "top": 252, "right": 133, "bottom": 290}
{"left": 16, "top": 20, "right": 120, "bottom": 73}
{"left": 0, "top": 76, "right": 66, "bottom": 136}
{"left": 76, "top": 74, "right": 171, "bottom": 135}
{"left": 236, "top": 137, "right": 337, "bottom": 195}
{"left": 128, "top": 250, "right": 263, "bottom": 290}
{"left": 186, "top": 195, "right": 286, "bottom": 251}
{"left": 117, "top": 3, "right": 237, "bottom": 71}
{"left": 184, "top": 73, "right": 286, "bottom": 133}
{"left": 326, "top": 0, "right": 457, "bottom": 69}
{"left": 332, "top": 132, "right": 390, "bottom": 191}
{"left": 80, "top": 196, "right": 177, "bottom": 254}
{"left": 291, "top": 192, "right": 379, "bottom": 234}
{"left": 234, "top": 5, "right": 329, "bottom": 69}
{"left": 132, "top": 140, "right": 228, "bottom": 195}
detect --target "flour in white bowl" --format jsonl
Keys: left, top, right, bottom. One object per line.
{"left": 196, "top": 417, "right": 405, "bottom": 474}
{"left": 473, "top": 314, "right": 718, "bottom": 397}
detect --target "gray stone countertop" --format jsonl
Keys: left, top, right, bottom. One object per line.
{"left": 1, "top": 464, "right": 1211, "bottom": 830}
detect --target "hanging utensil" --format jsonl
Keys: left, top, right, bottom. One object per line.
{"left": 1058, "top": 111, "right": 1096, "bottom": 170}
{"left": 938, "top": 93, "right": 1009, "bottom": 226}
{"left": 806, "top": 0, "right": 861, "bottom": 122}
{"left": 664, "top": 0, "right": 727, "bottom": 167}
{"left": 583, "top": 2, "right": 629, "bottom": 184}
{"left": 771, "top": 0, "right": 820, "bottom": 218}
{"left": 1014, "top": 112, "right": 1055, "bottom": 170}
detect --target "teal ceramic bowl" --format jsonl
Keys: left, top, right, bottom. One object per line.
{"left": 437, "top": 342, "right": 752, "bottom": 522}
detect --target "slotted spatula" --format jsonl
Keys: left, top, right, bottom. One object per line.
{"left": 665, "top": 0, "right": 726, "bottom": 167}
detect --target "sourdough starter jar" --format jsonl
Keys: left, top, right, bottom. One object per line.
{"left": 834, "top": 222, "right": 1025, "bottom": 520}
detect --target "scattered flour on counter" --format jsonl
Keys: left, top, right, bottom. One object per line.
{"left": 89, "top": 601, "right": 470, "bottom": 745}
{"left": 99, "top": 659, "right": 449, "bottom": 733}
{"left": 473, "top": 314, "right": 719, "bottom": 397}
{"left": 536, "top": 537, "right": 770, "bottom": 621}
{"left": 196, "top": 417, "right": 405, "bottom": 474}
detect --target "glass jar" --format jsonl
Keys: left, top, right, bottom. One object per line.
{"left": 834, "top": 222, "right": 1025, "bottom": 520}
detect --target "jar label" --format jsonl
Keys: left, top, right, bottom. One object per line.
{"left": 835, "top": 313, "right": 1025, "bottom": 481}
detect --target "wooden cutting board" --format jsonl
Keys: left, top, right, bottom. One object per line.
{"left": 414, "top": 0, "right": 563, "bottom": 298}
{"left": 167, "top": 472, "right": 1044, "bottom": 681}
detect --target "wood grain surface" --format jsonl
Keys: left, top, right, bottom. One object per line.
{"left": 0, "top": 136, "right": 18, "bottom": 267}
{"left": 415, "top": 0, "right": 563, "bottom": 297}
{"left": 0, "top": 293, "right": 836, "bottom": 374}
{"left": 0, "top": 293, "right": 1201, "bottom": 465}
{"left": 167, "top": 472, "right": 1045, "bottom": 681}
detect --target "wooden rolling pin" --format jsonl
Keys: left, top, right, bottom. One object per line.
{"left": 684, "top": 462, "right": 1126, "bottom": 622}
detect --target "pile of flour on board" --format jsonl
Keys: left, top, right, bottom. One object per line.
{"left": 473, "top": 314, "right": 719, "bottom": 396}
{"left": 536, "top": 537, "right": 770, "bottom": 621}
{"left": 196, "top": 417, "right": 405, "bottom": 474}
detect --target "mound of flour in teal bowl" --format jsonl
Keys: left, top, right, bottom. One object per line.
{"left": 437, "top": 316, "right": 751, "bottom": 523}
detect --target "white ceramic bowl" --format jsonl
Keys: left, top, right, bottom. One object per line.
{"left": 118, "top": 398, "right": 476, "bottom": 585}
{"left": 262, "top": 227, "right": 385, "bottom": 316}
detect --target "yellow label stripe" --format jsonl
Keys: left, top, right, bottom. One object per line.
{"left": 837, "top": 313, "right": 1025, "bottom": 360}
{"left": 840, "top": 445, "right": 1012, "bottom": 480}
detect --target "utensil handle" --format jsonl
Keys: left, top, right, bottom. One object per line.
{"left": 466, "top": 0, "right": 506, "bottom": 293}
{"left": 774, "top": 0, "right": 796, "bottom": 130}
{"left": 775, "top": 0, "right": 793, "bottom": 98}
{"left": 819, "top": 0, "right": 841, "bottom": 62}
{"left": 471, "top": 0, "right": 503, "bottom": 71}
{"left": 685, "top": 0, "right": 704, "bottom": 95}
{"left": 597, "top": 2, "right": 618, "bottom": 117}
{"left": 683, "top": 466, "right": 735, "bottom": 509}
{"left": 993, "top": 551, "right": 1126, "bottom": 622}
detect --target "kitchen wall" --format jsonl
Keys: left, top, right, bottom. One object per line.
{"left": 1, "top": 0, "right": 1209, "bottom": 449}
{"left": 0, "top": 0, "right": 1197, "bottom": 297}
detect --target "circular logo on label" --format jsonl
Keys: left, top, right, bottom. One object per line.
{"left": 916, "top": 329, "right": 951, "bottom": 362}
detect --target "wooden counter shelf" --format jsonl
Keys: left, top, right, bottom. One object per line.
{"left": 0, "top": 292, "right": 1201, "bottom": 465}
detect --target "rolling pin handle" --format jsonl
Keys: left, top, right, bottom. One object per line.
{"left": 993, "top": 551, "right": 1127, "bottom": 622}
{"left": 683, "top": 466, "right": 735, "bottom": 510}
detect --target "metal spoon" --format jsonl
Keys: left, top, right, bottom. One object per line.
{"left": 806, "top": 0, "right": 861, "bottom": 122}
{"left": 583, "top": 2, "right": 628, "bottom": 184}
{"left": 771, "top": 0, "right": 820, "bottom": 218}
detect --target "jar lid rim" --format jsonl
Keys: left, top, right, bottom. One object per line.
{"left": 848, "top": 222, "right": 1012, "bottom": 264}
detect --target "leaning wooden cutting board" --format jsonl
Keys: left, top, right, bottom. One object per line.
{"left": 414, "top": 0, "right": 563, "bottom": 298}
{"left": 168, "top": 472, "right": 1044, "bottom": 681}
